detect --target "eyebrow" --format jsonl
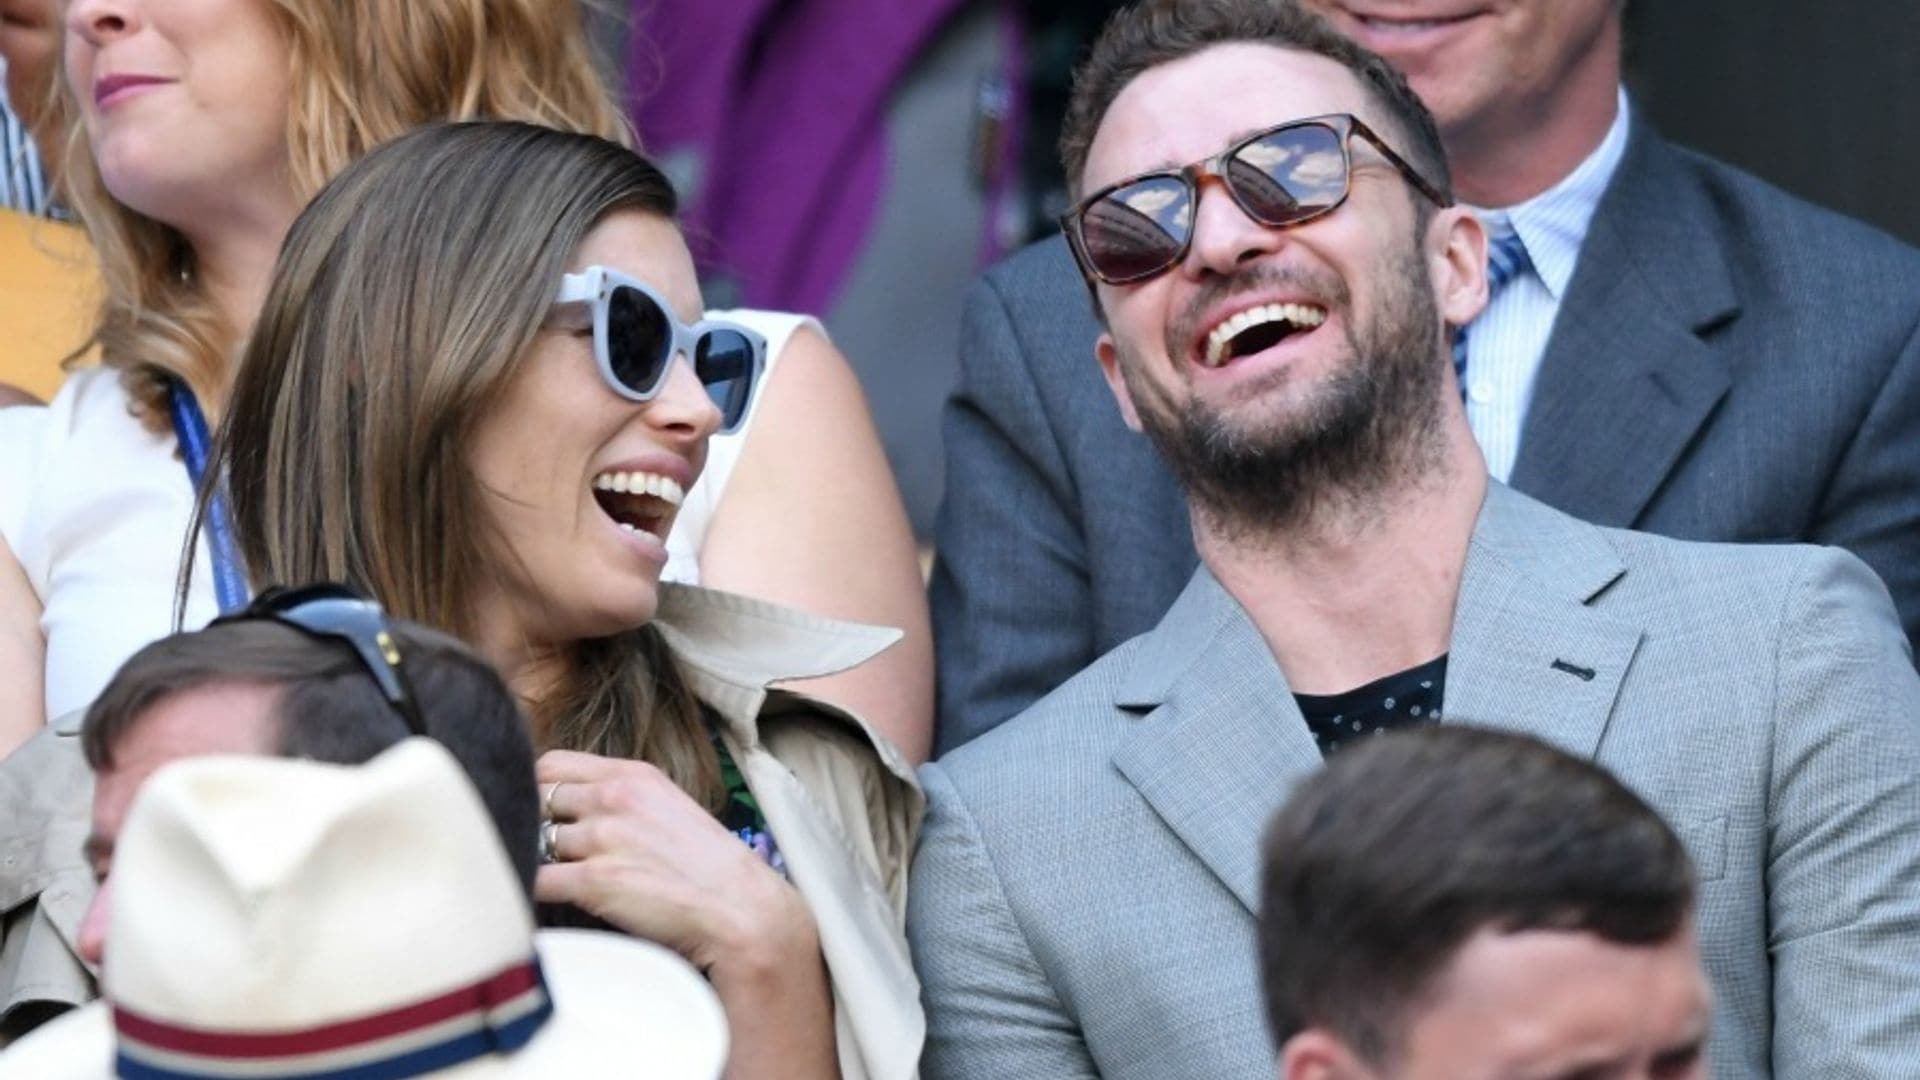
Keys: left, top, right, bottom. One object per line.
{"left": 1136, "top": 125, "right": 1285, "bottom": 176}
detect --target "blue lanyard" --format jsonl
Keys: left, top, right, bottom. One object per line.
{"left": 167, "top": 381, "right": 250, "bottom": 614}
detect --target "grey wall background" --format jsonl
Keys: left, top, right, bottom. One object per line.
{"left": 1624, "top": 1, "right": 1920, "bottom": 246}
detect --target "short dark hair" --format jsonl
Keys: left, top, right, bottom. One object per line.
{"left": 1059, "top": 0, "right": 1450, "bottom": 201}
{"left": 83, "top": 617, "right": 541, "bottom": 895}
{"left": 1259, "top": 727, "right": 1695, "bottom": 1065}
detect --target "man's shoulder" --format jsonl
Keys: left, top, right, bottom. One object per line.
{"left": 977, "top": 233, "right": 1083, "bottom": 300}
{"left": 1481, "top": 486, "right": 1897, "bottom": 650}
{"left": 1629, "top": 132, "right": 1920, "bottom": 298}
{"left": 932, "top": 633, "right": 1148, "bottom": 795}
{"left": 966, "top": 236, "right": 1103, "bottom": 373}
{"left": 1587, "top": 514, "right": 1899, "bottom": 648}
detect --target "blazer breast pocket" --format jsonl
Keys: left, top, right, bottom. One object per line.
{"left": 1671, "top": 816, "right": 1727, "bottom": 882}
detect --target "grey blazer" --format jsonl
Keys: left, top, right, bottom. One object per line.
{"left": 909, "top": 483, "right": 1920, "bottom": 1080}
{"left": 930, "top": 122, "right": 1920, "bottom": 752}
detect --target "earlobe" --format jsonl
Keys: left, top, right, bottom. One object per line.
{"left": 1433, "top": 207, "right": 1489, "bottom": 331}
{"left": 1280, "top": 1029, "right": 1372, "bottom": 1080}
{"left": 1095, "top": 333, "right": 1145, "bottom": 434}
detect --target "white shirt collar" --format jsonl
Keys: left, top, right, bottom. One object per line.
{"left": 1472, "top": 86, "right": 1633, "bottom": 300}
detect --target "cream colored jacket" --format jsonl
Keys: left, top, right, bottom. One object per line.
{"left": 0, "top": 585, "right": 926, "bottom": 1077}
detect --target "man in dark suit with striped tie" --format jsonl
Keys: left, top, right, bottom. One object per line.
{"left": 931, "top": 0, "right": 1920, "bottom": 751}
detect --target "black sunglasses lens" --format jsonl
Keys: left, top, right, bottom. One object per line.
{"left": 605, "top": 283, "right": 674, "bottom": 396}
{"left": 694, "top": 329, "right": 758, "bottom": 431}
{"left": 1078, "top": 174, "right": 1193, "bottom": 283}
{"left": 1227, "top": 122, "right": 1347, "bottom": 226}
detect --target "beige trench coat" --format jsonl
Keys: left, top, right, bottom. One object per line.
{"left": 0, "top": 584, "right": 926, "bottom": 1077}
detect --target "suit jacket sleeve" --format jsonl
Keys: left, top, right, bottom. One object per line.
{"left": 1808, "top": 312, "right": 1920, "bottom": 656}
{"left": 929, "top": 268, "right": 1097, "bottom": 753}
{"left": 1766, "top": 547, "right": 1920, "bottom": 1073}
{"left": 908, "top": 762, "right": 1099, "bottom": 1080}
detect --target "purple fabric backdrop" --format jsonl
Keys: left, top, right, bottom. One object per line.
{"left": 629, "top": 0, "right": 971, "bottom": 315}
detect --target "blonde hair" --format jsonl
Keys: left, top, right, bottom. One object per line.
{"left": 205, "top": 122, "right": 722, "bottom": 807}
{"left": 48, "top": 0, "right": 630, "bottom": 427}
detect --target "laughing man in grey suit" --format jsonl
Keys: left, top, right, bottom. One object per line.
{"left": 930, "top": 0, "right": 1920, "bottom": 750}
{"left": 907, "top": 4, "right": 1920, "bottom": 1078}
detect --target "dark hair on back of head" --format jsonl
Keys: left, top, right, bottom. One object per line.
{"left": 1059, "top": 0, "right": 1449, "bottom": 202}
{"left": 1258, "top": 726, "right": 1695, "bottom": 1065}
{"left": 83, "top": 616, "right": 542, "bottom": 896}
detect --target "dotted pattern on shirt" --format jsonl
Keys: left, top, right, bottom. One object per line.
{"left": 1293, "top": 655, "right": 1448, "bottom": 757}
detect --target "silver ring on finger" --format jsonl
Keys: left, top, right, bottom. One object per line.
{"left": 539, "top": 819, "right": 560, "bottom": 864}
{"left": 542, "top": 781, "right": 567, "bottom": 821}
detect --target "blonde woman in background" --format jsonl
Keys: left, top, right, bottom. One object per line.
{"left": 0, "top": 0, "right": 931, "bottom": 761}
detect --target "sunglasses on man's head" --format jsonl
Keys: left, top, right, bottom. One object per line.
{"left": 211, "top": 583, "right": 426, "bottom": 738}
{"left": 1061, "top": 113, "right": 1452, "bottom": 287}
{"left": 553, "top": 266, "right": 767, "bottom": 435}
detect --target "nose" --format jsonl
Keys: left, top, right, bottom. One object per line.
{"left": 645, "top": 354, "right": 724, "bottom": 446}
{"left": 1178, "top": 174, "right": 1286, "bottom": 281}
{"left": 76, "top": 879, "right": 111, "bottom": 970}
{"left": 67, "top": 0, "right": 138, "bottom": 46}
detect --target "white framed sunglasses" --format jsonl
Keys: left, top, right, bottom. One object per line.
{"left": 553, "top": 265, "right": 767, "bottom": 435}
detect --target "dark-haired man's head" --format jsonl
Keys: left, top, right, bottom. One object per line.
{"left": 1060, "top": 0, "right": 1486, "bottom": 538}
{"left": 1059, "top": 0, "right": 1449, "bottom": 205}
{"left": 77, "top": 615, "right": 538, "bottom": 968}
{"left": 1260, "top": 727, "right": 1708, "bottom": 1080}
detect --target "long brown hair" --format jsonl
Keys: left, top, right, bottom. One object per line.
{"left": 200, "top": 122, "right": 719, "bottom": 807}
{"left": 47, "top": 0, "right": 629, "bottom": 427}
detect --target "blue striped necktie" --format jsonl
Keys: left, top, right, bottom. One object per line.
{"left": 1453, "top": 228, "right": 1531, "bottom": 400}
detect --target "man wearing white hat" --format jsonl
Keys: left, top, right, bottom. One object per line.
{"left": 0, "top": 738, "right": 730, "bottom": 1078}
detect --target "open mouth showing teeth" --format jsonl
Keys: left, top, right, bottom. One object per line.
{"left": 590, "top": 470, "right": 685, "bottom": 540}
{"left": 1356, "top": 12, "right": 1478, "bottom": 33}
{"left": 1201, "top": 302, "right": 1328, "bottom": 368}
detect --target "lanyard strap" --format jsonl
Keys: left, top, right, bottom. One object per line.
{"left": 167, "top": 381, "right": 250, "bottom": 615}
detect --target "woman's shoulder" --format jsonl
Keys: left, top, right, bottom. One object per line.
{"left": 12, "top": 366, "right": 147, "bottom": 440}
{"left": 2, "top": 367, "right": 172, "bottom": 488}
{"left": 2, "top": 369, "right": 132, "bottom": 534}
{"left": 1, "top": 366, "right": 182, "bottom": 585}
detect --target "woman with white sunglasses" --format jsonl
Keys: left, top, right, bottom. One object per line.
{"left": 207, "top": 120, "right": 923, "bottom": 1080}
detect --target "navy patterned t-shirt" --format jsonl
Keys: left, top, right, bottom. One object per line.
{"left": 1293, "top": 654, "right": 1448, "bottom": 757}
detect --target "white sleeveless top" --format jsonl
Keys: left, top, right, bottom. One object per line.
{"left": 661, "top": 308, "right": 814, "bottom": 584}
{"left": 0, "top": 308, "right": 815, "bottom": 722}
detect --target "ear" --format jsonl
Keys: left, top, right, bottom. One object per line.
{"left": 1095, "top": 331, "right": 1145, "bottom": 433}
{"left": 1280, "top": 1029, "right": 1376, "bottom": 1080}
{"left": 1429, "top": 206, "right": 1488, "bottom": 333}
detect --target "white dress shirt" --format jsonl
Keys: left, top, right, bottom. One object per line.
{"left": 1464, "top": 87, "right": 1633, "bottom": 482}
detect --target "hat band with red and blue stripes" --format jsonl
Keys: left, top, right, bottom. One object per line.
{"left": 112, "top": 956, "right": 554, "bottom": 1080}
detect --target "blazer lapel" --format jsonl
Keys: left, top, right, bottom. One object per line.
{"left": 1111, "top": 571, "right": 1324, "bottom": 914}
{"left": 1511, "top": 125, "right": 1738, "bottom": 528}
{"left": 1444, "top": 485, "right": 1644, "bottom": 761}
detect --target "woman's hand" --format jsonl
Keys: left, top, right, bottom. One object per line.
{"left": 536, "top": 749, "right": 841, "bottom": 1078}
{"left": 535, "top": 748, "right": 811, "bottom": 972}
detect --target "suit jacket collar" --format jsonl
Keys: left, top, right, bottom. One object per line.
{"left": 1509, "top": 122, "right": 1739, "bottom": 527}
{"left": 1112, "top": 570, "right": 1321, "bottom": 914}
{"left": 1110, "top": 484, "right": 1642, "bottom": 914}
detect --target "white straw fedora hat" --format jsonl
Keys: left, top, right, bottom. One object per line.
{"left": 0, "top": 739, "right": 727, "bottom": 1079}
